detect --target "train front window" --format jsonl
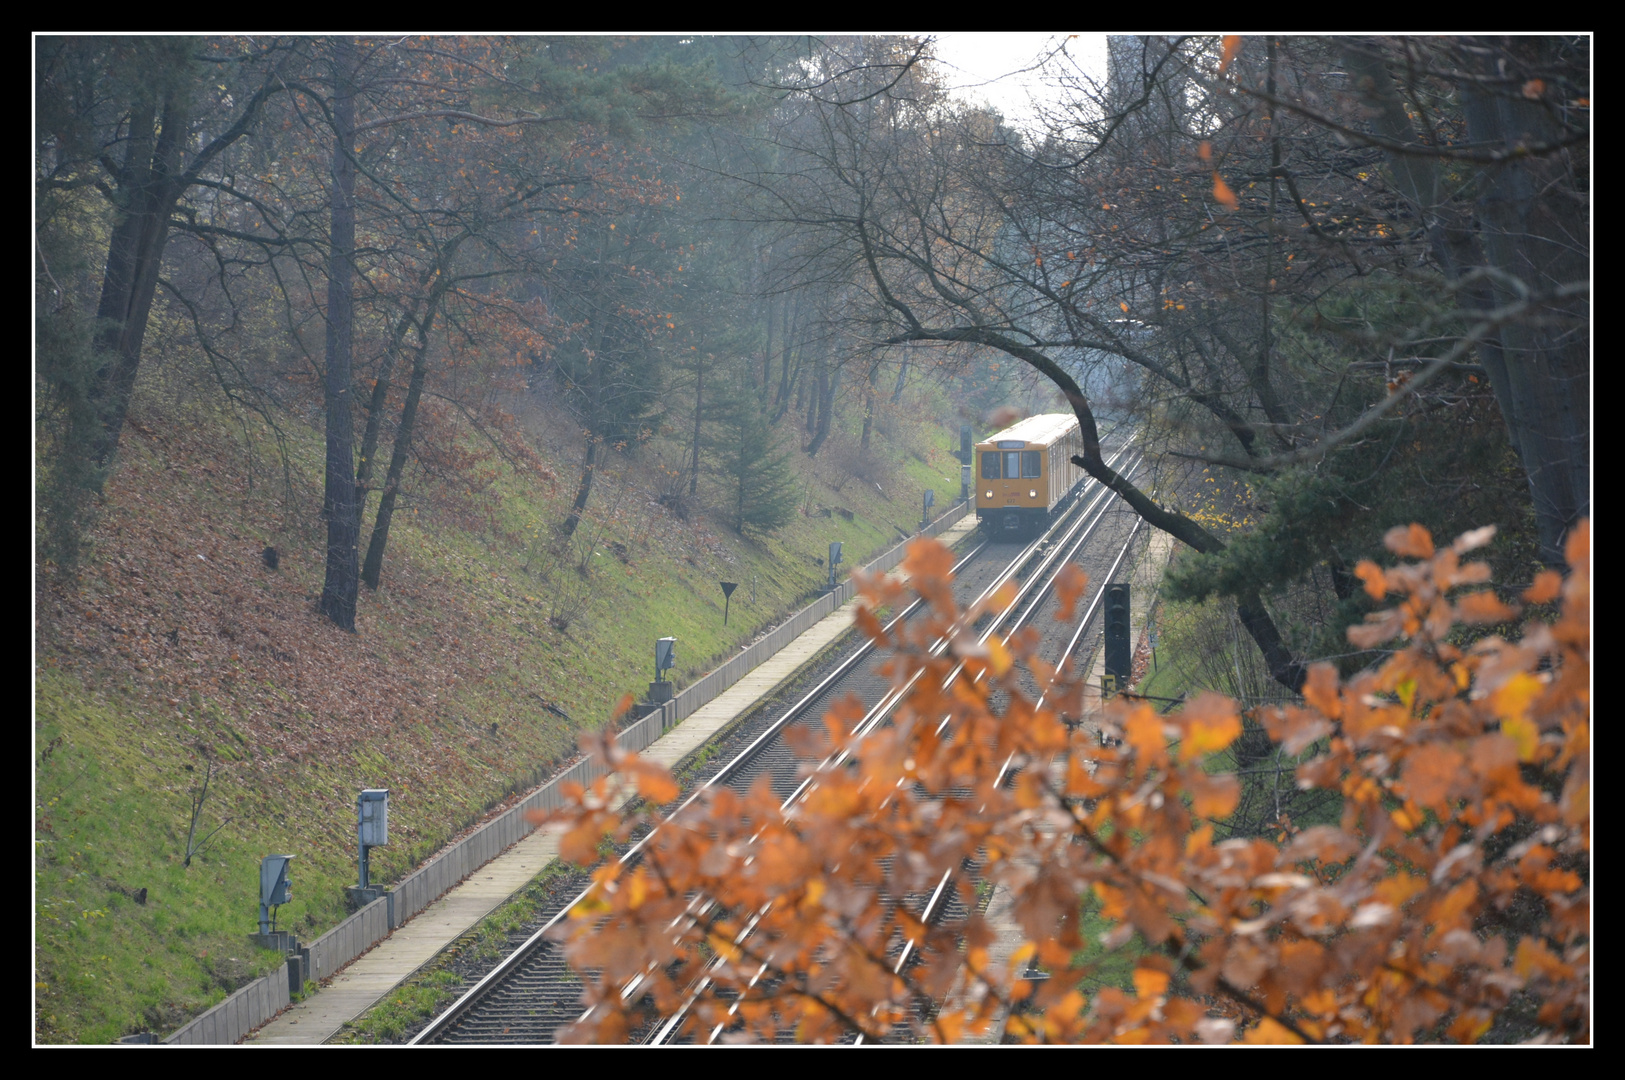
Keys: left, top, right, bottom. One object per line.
{"left": 1004, "top": 451, "right": 1020, "bottom": 480}
{"left": 981, "top": 452, "right": 1002, "bottom": 479}
{"left": 1022, "top": 451, "right": 1041, "bottom": 478}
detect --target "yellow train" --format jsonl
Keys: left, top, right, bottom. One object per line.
{"left": 975, "top": 413, "right": 1088, "bottom": 539}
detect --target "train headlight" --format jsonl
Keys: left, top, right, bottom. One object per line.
{"left": 985, "top": 490, "right": 993, "bottom": 499}
{"left": 1029, "top": 489, "right": 1037, "bottom": 498}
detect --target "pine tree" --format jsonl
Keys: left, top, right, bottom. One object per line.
{"left": 706, "top": 383, "right": 797, "bottom": 536}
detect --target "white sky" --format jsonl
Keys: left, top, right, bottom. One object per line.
{"left": 929, "top": 33, "right": 1107, "bottom": 132}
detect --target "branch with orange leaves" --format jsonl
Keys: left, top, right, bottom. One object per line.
{"left": 536, "top": 522, "right": 1587, "bottom": 1043}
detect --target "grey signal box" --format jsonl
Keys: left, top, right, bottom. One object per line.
{"left": 357, "top": 789, "right": 388, "bottom": 891}
{"left": 656, "top": 637, "right": 677, "bottom": 680}
{"left": 258, "top": 854, "right": 294, "bottom": 935}
{"left": 359, "top": 789, "right": 389, "bottom": 847}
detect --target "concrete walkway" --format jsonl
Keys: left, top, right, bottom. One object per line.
{"left": 244, "top": 516, "right": 980, "bottom": 1044}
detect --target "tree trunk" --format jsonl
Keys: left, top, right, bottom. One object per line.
{"left": 356, "top": 236, "right": 463, "bottom": 522}
{"left": 1344, "top": 40, "right": 1589, "bottom": 565}
{"left": 803, "top": 354, "right": 818, "bottom": 435}
{"left": 806, "top": 360, "right": 837, "bottom": 458}
{"left": 859, "top": 361, "right": 878, "bottom": 456}
{"left": 89, "top": 93, "right": 187, "bottom": 466}
{"left": 772, "top": 292, "right": 799, "bottom": 420}
{"left": 689, "top": 351, "right": 703, "bottom": 497}
{"left": 319, "top": 37, "right": 361, "bottom": 632}
{"left": 561, "top": 434, "right": 599, "bottom": 539}
{"left": 355, "top": 299, "right": 417, "bottom": 516}
{"left": 1460, "top": 42, "right": 1589, "bottom": 564}
{"left": 361, "top": 336, "right": 430, "bottom": 590}
{"left": 761, "top": 291, "right": 774, "bottom": 394}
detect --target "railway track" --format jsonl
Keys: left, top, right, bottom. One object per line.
{"left": 410, "top": 439, "right": 1146, "bottom": 1045}
{"left": 657, "top": 451, "right": 1147, "bottom": 1046}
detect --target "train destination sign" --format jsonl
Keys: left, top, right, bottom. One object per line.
{"left": 996, "top": 440, "right": 1025, "bottom": 448}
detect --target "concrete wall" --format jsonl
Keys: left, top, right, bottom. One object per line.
{"left": 163, "top": 958, "right": 291, "bottom": 1045}
{"left": 161, "top": 502, "right": 969, "bottom": 1043}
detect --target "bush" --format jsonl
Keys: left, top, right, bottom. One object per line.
{"left": 535, "top": 522, "right": 1589, "bottom": 1044}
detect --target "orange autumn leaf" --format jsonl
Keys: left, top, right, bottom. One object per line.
{"left": 1176, "top": 692, "right": 1241, "bottom": 762}
{"left": 1212, "top": 172, "right": 1239, "bottom": 209}
{"left": 1523, "top": 570, "right": 1562, "bottom": 604}
{"left": 1385, "top": 523, "right": 1435, "bottom": 559}
{"left": 1053, "top": 564, "right": 1088, "bottom": 622}
{"left": 1218, "top": 36, "right": 1243, "bottom": 76}
{"left": 1354, "top": 560, "right": 1388, "bottom": 599}
{"left": 1132, "top": 965, "right": 1170, "bottom": 999}
{"left": 1188, "top": 770, "right": 1240, "bottom": 819}
{"left": 630, "top": 758, "right": 679, "bottom": 804}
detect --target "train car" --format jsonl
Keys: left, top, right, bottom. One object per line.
{"left": 975, "top": 413, "right": 1088, "bottom": 540}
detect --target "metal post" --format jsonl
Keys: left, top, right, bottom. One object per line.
{"left": 358, "top": 826, "right": 369, "bottom": 890}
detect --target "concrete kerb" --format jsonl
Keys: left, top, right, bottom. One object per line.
{"left": 166, "top": 958, "right": 292, "bottom": 1045}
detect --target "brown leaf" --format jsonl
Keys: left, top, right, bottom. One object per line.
{"left": 1053, "top": 564, "right": 1088, "bottom": 622}
{"left": 1384, "top": 523, "right": 1435, "bottom": 559}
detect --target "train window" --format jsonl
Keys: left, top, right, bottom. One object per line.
{"left": 981, "top": 452, "right": 1002, "bottom": 479}
{"left": 1022, "top": 451, "right": 1041, "bottom": 478}
{"left": 1004, "top": 451, "right": 1020, "bottom": 480}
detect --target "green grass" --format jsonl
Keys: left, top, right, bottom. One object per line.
{"left": 34, "top": 670, "right": 301, "bottom": 1043}
{"left": 1072, "top": 892, "right": 1150, "bottom": 996}
{"left": 1135, "top": 652, "right": 1181, "bottom": 702}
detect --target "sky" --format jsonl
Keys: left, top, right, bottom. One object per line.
{"left": 928, "top": 33, "right": 1107, "bottom": 132}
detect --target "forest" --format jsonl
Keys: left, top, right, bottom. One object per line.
{"left": 36, "top": 35, "right": 1587, "bottom": 1043}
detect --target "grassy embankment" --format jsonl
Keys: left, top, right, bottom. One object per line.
{"left": 34, "top": 364, "right": 967, "bottom": 1044}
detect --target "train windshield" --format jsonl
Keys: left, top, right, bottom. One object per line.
{"left": 1022, "top": 451, "right": 1041, "bottom": 478}
{"left": 981, "top": 451, "right": 1002, "bottom": 479}
{"left": 1004, "top": 451, "right": 1020, "bottom": 480}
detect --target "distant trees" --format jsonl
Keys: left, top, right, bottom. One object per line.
{"left": 35, "top": 36, "right": 299, "bottom": 567}
{"left": 1331, "top": 37, "right": 1589, "bottom": 567}
{"left": 738, "top": 34, "right": 1587, "bottom": 691}
{"left": 36, "top": 37, "right": 295, "bottom": 468}
{"left": 36, "top": 35, "right": 760, "bottom": 623}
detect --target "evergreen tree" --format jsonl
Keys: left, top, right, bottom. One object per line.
{"left": 705, "top": 382, "right": 797, "bottom": 536}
